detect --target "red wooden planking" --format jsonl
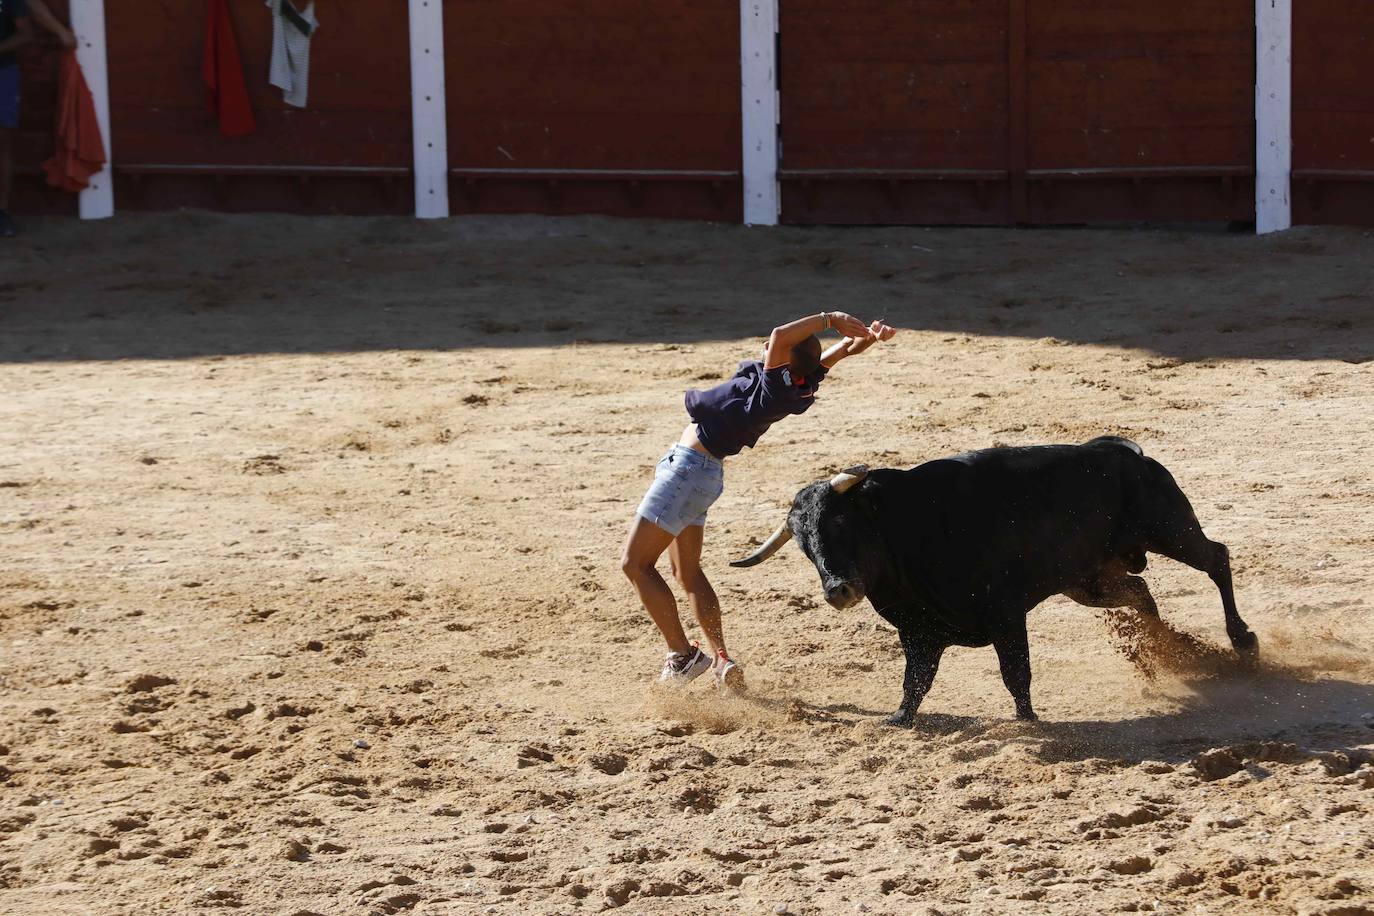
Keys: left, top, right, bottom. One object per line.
{"left": 780, "top": 0, "right": 1010, "bottom": 173}
{"left": 1027, "top": 176, "right": 1255, "bottom": 223}
{"left": 781, "top": 0, "right": 1255, "bottom": 225}
{"left": 1026, "top": 0, "right": 1254, "bottom": 173}
{"left": 783, "top": 1, "right": 1009, "bottom": 61}
{"left": 445, "top": 0, "right": 740, "bottom": 175}
{"left": 781, "top": 178, "right": 1012, "bottom": 226}
{"left": 113, "top": 173, "right": 414, "bottom": 216}
{"left": 1030, "top": 61, "right": 1253, "bottom": 135}
{"left": 785, "top": 61, "right": 1007, "bottom": 125}
{"left": 1008, "top": 0, "right": 1028, "bottom": 222}
{"left": 106, "top": 0, "right": 413, "bottom": 191}
{"left": 1294, "top": 29, "right": 1374, "bottom": 115}
{"left": 1294, "top": 0, "right": 1374, "bottom": 172}
{"left": 1292, "top": 179, "right": 1374, "bottom": 228}
{"left": 111, "top": 109, "right": 412, "bottom": 168}
{"left": 1029, "top": 61, "right": 1254, "bottom": 169}
{"left": 1295, "top": 113, "right": 1374, "bottom": 171}
{"left": 782, "top": 126, "right": 1008, "bottom": 171}
{"left": 1293, "top": 1, "right": 1374, "bottom": 224}
{"left": 448, "top": 177, "right": 742, "bottom": 222}
{"left": 1029, "top": 0, "right": 1251, "bottom": 42}
{"left": 108, "top": 1, "right": 410, "bottom": 114}
{"left": 780, "top": 0, "right": 1013, "bottom": 222}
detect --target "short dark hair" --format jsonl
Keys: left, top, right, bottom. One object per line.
{"left": 789, "top": 334, "right": 822, "bottom": 378}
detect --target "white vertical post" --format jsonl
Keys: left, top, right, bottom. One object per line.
{"left": 69, "top": 0, "right": 113, "bottom": 219}
{"left": 1256, "top": 0, "right": 1292, "bottom": 234}
{"left": 408, "top": 0, "right": 449, "bottom": 219}
{"left": 740, "top": 0, "right": 779, "bottom": 226}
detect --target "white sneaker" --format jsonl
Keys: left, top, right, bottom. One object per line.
{"left": 714, "top": 653, "right": 745, "bottom": 694}
{"left": 659, "top": 645, "right": 712, "bottom": 685}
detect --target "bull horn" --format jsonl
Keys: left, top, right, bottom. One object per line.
{"left": 830, "top": 464, "right": 869, "bottom": 493}
{"left": 731, "top": 465, "right": 869, "bottom": 568}
{"left": 729, "top": 521, "right": 792, "bottom": 568}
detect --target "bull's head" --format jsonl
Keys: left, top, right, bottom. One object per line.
{"left": 731, "top": 465, "right": 874, "bottom": 610}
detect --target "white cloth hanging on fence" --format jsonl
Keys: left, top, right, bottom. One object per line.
{"left": 267, "top": 0, "right": 318, "bottom": 108}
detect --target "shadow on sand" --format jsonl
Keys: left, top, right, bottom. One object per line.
{"left": 671, "top": 664, "right": 1374, "bottom": 769}
{"left": 2, "top": 213, "right": 1371, "bottom": 364}
{"left": 1026, "top": 670, "right": 1374, "bottom": 765}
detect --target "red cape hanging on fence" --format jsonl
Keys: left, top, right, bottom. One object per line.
{"left": 204, "top": 0, "right": 257, "bottom": 136}
{"left": 42, "top": 51, "right": 107, "bottom": 193}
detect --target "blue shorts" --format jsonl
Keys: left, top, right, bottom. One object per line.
{"left": 636, "top": 445, "right": 724, "bottom": 537}
{"left": 0, "top": 65, "right": 18, "bottom": 130}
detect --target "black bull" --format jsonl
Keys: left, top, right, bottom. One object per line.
{"left": 731, "top": 437, "right": 1257, "bottom": 726}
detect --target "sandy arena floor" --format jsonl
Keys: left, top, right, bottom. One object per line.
{"left": 1, "top": 213, "right": 1372, "bottom": 915}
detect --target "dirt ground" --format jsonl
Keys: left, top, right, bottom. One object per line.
{"left": 1, "top": 213, "right": 1372, "bottom": 916}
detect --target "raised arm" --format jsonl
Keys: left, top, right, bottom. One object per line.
{"left": 765, "top": 311, "right": 871, "bottom": 368}
{"left": 821, "top": 319, "right": 897, "bottom": 369}
{"left": 28, "top": 0, "right": 76, "bottom": 49}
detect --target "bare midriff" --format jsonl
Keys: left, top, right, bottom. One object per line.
{"left": 678, "top": 424, "right": 719, "bottom": 459}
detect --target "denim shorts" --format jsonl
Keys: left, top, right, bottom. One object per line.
{"left": 636, "top": 445, "right": 725, "bottom": 537}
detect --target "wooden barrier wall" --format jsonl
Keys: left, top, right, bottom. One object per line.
{"left": 4, "top": 1, "right": 1371, "bottom": 225}
{"left": 108, "top": 0, "right": 414, "bottom": 214}
{"left": 1293, "top": 1, "right": 1374, "bottom": 226}
{"left": 779, "top": 0, "right": 1012, "bottom": 224}
{"left": 443, "top": 0, "right": 742, "bottom": 221}
{"left": 1024, "top": 0, "right": 1255, "bottom": 224}
{"left": 780, "top": 0, "right": 1255, "bottom": 225}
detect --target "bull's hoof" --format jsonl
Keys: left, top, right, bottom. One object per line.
{"left": 884, "top": 709, "right": 916, "bottom": 729}
{"left": 1015, "top": 707, "right": 1038, "bottom": 722}
{"left": 1233, "top": 630, "right": 1260, "bottom": 668}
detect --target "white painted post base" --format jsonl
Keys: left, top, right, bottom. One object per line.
{"left": 69, "top": 0, "right": 113, "bottom": 219}
{"left": 1256, "top": 0, "right": 1292, "bottom": 234}
{"left": 740, "top": 0, "right": 779, "bottom": 226}
{"left": 409, "top": 0, "right": 449, "bottom": 219}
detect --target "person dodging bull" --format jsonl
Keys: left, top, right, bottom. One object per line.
{"left": 621, "top": 312, "right": 897, "bottom": 690}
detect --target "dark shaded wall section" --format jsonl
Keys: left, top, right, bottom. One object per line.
{"left": 780, "top": 0, "right": 1255, "bottom": 225}
{"left": 1294, "top": 0, "right": 1374, "bottom": 226}
{"left": 443, "top": 0, "right": 742, "bottom": 221}
{"left": 107, "top": 0, "right": 414, "bottom": 214}
{"left": 5, "top": 2, "right": 1372, "bottom": 225}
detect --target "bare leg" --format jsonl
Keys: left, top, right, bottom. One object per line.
{"left": 668, "top": 524, "right": 725, "bottom": 657}
{"left": 620, "top": 515, "right": 691, "bottom": 655}
{"left": 0, "top": 128, "right": 13, "bottom": 212}
{"left": 992, "top": 622, "right": 1036, "bottom": 720}
{"left": 887, "top": 629, "right": 945, "bottom": 727}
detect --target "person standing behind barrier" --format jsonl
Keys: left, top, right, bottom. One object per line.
{"left": 0, "top": 0, "right": 75, "bottom": 238}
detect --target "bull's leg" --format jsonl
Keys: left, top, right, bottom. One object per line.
{"left": 1141, "top": 461, "right": 1258, "bottom": 660}
{"left": 1152, "top": 533, "right": 1257, "bottom": 660}
{"left": 1065, "top": 573, "right": 1159, "bottom": 617}
{"left": 887, "top": 630, "right": 945, "bottom": 728}
{"left": 992, "top": 623, "right": 1036, "bottom": 721}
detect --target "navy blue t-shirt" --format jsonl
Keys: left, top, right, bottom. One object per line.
{"left": 685, "top": 359, "right": 829, "bottom": 459}
{"left": 0, "top": 0, "right": 30, "bottom": 70}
